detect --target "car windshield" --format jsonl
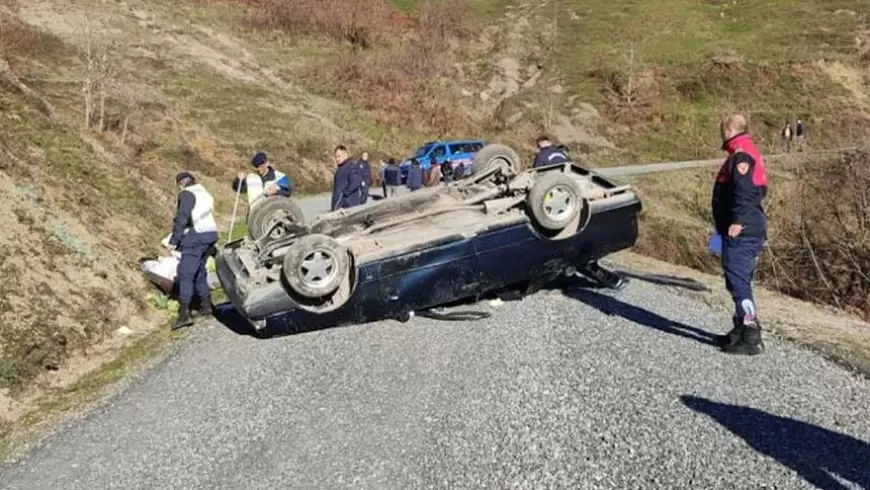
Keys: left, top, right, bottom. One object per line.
{"left": 413, "top": 144, "right": 434, "bottom": 158}
{"left": 449, "top": 142, "right": 484, "bottom": 154}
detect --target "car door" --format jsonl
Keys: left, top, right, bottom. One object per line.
{"left": 378, "top": 235, "right": 480, "bottom": 314}
{"left": 472, "top": 222, "right": 571, "bottom": 290}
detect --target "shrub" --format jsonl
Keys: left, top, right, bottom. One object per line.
{"left": 239, "top": 0, "right": 473, "bottom": 136}
{"left": 759, "top": 151, "right": 870, "bottom": 317}
{"left": 243, "top": 0, "right": 398, "bottom": 48}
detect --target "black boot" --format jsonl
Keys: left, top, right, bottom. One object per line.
{"left": 722, "top": 320, "right": 764, "bottom": 356}
{"left": 714, "top": 316, "right": 742, "bottom": 347}
{"left": 198, "top": 297, "right": 213, "bottom": 318}
{"left": 171, "top": 304, "right": 194, "bottom": 330}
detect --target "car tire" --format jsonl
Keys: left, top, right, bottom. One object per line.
{"left": 527, "top": 172, "right": 585, "bottom": 231}
{"left": 281, "top": 234, "right": 350, "bottom": 299}
{"left": 248, "top": 196, "right": 306, "bottom": 241}
{"left": 472, "top": 143, "right": 519, "bottom": 176}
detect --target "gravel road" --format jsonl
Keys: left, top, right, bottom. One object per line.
{"left": 2, "top": 192, "right": 868, "bottom": 490}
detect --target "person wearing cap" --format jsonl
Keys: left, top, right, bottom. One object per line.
{"left": 533, "top": 135, "right": 569, "bottom": 168}
{"left": 231, "top": 151, "right": 292, "bottom": 207}
{"left": 166, "top": 171, "right": 219, "bottom": 330}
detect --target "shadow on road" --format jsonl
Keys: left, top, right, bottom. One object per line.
{"left": 559, "top": 284, "right": 719, "bottom": 347}
{"left": 212, "top": 267, "right": 714, "bottom": 342}
{"left": 617, "top": 270, "right": 711, "bottom": 292}
{"left": 681, "top": 395, "right": 870, "bottom": 490}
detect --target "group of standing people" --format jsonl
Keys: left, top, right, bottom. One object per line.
{"left": 378, "top": 155, "right": 469, "bottom": 198}
{"left": 780, "top": 119, "right": 806, "bottom": 152}
{"left": 162, "top": 123, "right": 771, "bottom": 358}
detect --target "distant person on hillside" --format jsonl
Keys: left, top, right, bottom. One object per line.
{"left": 330, "top": 145, "right": 362, "bottom": 211}
{"left": 781, "top": 122, "right": 793, "bottom": 152}
{"left": 533, "top": 135, "right": 569, "bottom": 168}
{"left": 711, "top": 113, "right": 768, "bottom": 356}
{"left": 382, "top": 158, "right": 402, "bottom": 197}
{"left": 406, "top": 158, "right": 423, "bottom": 191}
{"left": 795, "top": 119, "right": 806, "bottom": 151}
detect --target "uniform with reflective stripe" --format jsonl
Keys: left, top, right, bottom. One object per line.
{"left": 231, "top": 167, "right": 292, "bottom": 205}
{"left": 168, "top": 182, "right": 219, "bottom": 306}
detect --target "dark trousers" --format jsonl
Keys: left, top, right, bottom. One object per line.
{"left": 360, "top": 184, "right": 369, "bottom": 204}
{"left": 176, "top": 242, "right": 214, "bottom": 305}
{"left": 721, "top": 235, "right": 763, "bottom": 319}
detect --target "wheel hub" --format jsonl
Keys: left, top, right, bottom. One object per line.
{"left": 542, "top": 185, "right": 575, "bottom": 222}
{"left": 299, "top": 249, "right": 337, "bottom": 287}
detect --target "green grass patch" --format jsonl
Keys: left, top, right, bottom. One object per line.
{"left": 543, "top": 0, "right": 862, "bottom": 160}
{"left": 389, "top": 0, "right": 512, "bottom": 17}
{"left": 0, "top": 91, "right": 156, "bottom": 219}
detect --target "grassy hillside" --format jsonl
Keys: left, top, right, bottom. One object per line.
{"left": 1, "top": 0, "right": 869, "bottom": 443}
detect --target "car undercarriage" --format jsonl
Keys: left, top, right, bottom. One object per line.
{"left": 216, "top": 143, "right": 641, "bottom": 332}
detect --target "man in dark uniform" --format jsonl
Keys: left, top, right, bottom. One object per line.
{"left": 331, "top": 145, "right": 362, "bottom": 211}
{"left": 533, "top": 135, "right": 569, "bottom": 168}
{"left": 406, "top": 158, "right": 423, "bottom": 191}
{"left": 382, "top": 158, "right": 401, "bottom": 197}
{"left": 166, "top": 171, "right": 219, "bottom": 330}
{"left": 440, "top": 156, "right": 454, "bottom": 184}
{"left": 711, "top": 114, "right": 768, "bottom": 355}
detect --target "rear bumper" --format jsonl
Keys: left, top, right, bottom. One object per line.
{"left": 215, "top": 246, "right": 299, "bottom": 321}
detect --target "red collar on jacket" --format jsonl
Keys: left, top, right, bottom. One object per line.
{"left": 721, "top": 132, "right": 753, "bottom": 154}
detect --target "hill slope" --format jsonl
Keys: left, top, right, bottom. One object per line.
{"left": 1, "top": 0, "right": 869, "bottom": 438}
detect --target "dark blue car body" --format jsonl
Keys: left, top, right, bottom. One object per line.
{"left": 216, "top": 190, "right": 641, "bottom": 334}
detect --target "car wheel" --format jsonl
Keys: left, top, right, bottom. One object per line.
{"left": 527, "top": 172, "right": 585, "bottom": 231}
{"left": 281, "top": 234, "right": 350, "bottom": 299}
{"left": 472, "top": 143, "right": 519, "bottom": 176}
{"left": 248, "top": 196, "right": 306, "bottom": 241}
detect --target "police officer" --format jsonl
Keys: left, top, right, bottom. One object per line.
{"left": 166, "top": 171, "right": 219, "bottom": 330}
{"left": 533, "top": 135, "right": 569, "bottom": 168}
{"left": 231, "top": 151, "right": 292, "bottom": 207}
{"left": 358, "top": 151, "right": 373, "bottom": 204}
{"left": 382, "top": 158, "right": 401, "bottom": 197}
{"left": 406, "top": 158, "right": 424, "bottom": 191}
{"left": 331, "top": 145, "right": 362, "bottom": 211}
{"left": 711, "top": 114, "right": 768, "bottom": 355}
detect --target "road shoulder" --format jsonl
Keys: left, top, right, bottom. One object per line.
{"left": 608, "top": 251, "right": 870, "bottom": 378}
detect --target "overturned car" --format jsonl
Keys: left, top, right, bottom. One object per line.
{"left": 215, "top": 143, "right": 642, "bottom": 334}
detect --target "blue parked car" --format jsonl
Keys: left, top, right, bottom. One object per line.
{"left": 400, "top": 139, "right": 486, "bottom": 181}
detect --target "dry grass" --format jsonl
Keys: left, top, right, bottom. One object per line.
{"left": 224, "top": 0, "right": 476, "bottom": 136}
{"left": 630, "top": 150, "right": 870, "bottom": 321}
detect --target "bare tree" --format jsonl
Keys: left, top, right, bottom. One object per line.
{"left": 80, "top": 15, "right": 114, "bottom": 131}
{"left": 82, "top": 19, "right": 95, "bottom": 128}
